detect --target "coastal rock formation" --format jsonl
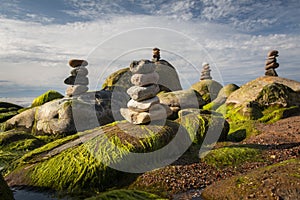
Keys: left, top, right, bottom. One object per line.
{"left": 200, "top": 62, "right": 212, "bottom": 80}
{"left": 65, "top": 59, "right": 89, "bottom": 97}
{"left": 265, "top": 50, "right": 279, "bottom": 76}
{"left": 121, "top": 57, "right": 172, "bottom": 124}
{"left": 31, "top": 90, "right": 64, "bottom": 107}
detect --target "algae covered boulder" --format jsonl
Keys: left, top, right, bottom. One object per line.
{"left": 0, "top": 102, "right": 23, "bottom": 123}
{"left": 201, "top": 159, "right": 300, "bottom": 200}
{"left": 102, "top": 68, "right": 132, "bottom": 91}
{"left": 0, "top": 174, "right": 14, "bottom": 200}
{"left": 190, "top": 79, "right": 223, "bottom": 103}
{"left": 6, "top": 120, "right": 190, "bottom": 194}
{"left": 31, "top": 90, "right": 64, "bottom": 107}
{"left": 203, "top": 83, "right": 239, "bottom": 111}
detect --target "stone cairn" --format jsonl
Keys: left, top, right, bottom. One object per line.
{"left": 265, "top": 50, "right": 279, "bottom": 76}
{"left": 120, "top": 49, "right": 172, "bottom": 124}
{"left": 200, "top": 62, "right": 212, "bottom": 80}
{"left": 152, "top": 47, "right": 160, "bottom": 62}
{"left": 64, "top": 59, "right": 89, "bottom": 97}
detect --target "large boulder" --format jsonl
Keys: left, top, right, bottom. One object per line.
{"left": 3, "top": 90, "right": 114, "bottom": 135}
{"left": 0, "top": 102, "right": 23, "bottom": 123}
{"left": 31, "top": 90, "right": 64, "bottom": 107}
{"left": 6, "top": 120, "right": 188, "bottom": 195}
{"left": 190, "top": 79, "right": 223, "bottom": 103}
{"left": 226, "top": 76, "right": 300, "bottom": 106}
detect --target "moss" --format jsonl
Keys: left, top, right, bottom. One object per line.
{"left": 0, "top": 174, "right": 14, "bottom": 200}
{"left": 31, "top": 90, "right": 64, "bottom": 107}
{"left": 0, "top": 102, "right": 23, "bottom": 123}
{"left": 7, "top": 120, "right": 181, "bottom": 195}
{"left": 85, "top": 189, "right": 167, "bottom": 200}
{"left": 202, "top": 146, "right": 262, "bottom": 168}
{"left": 227, "top": 120, "right": 259, "bottom": 142}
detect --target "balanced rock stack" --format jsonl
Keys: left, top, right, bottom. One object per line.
{"left": 265, "top": 50, "right": 279, "bottom": 77}
{"left": 120, "top": 59, "right": 172, "bottom": 124}
{"left": 64, "top": 59, "right": 89, "bottom": 97}
{"left": 152, "top": 47, "right": 160, "bottom": 62}
{"left": 200, "top": 62, "right": 212, "bottom": 80}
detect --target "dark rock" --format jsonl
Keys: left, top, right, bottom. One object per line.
{"left": 70, "top": 66, "right": 88, "bottom": 77}
{"left": 64, "top": 76, "right": 89, "bottom": 85}
{"left": 69, "top": 59, "right": 88, "bottom": 68}
{"left": 265, "top": 68, "right": 278, "bottom": 76}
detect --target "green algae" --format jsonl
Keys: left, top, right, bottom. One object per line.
{"left": 86, "top": 189, "right": 167, "bottom": 200}
{"left": 31, "top": 90, "right": 64, "bottom": 107}
{"left": 202, "top": 146, "right": 262, "bottom": 168}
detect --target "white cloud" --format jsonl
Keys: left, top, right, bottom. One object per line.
{"left": 0, "top": 14, "right": 300, "bottom": 99}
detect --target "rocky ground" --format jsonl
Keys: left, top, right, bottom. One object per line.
{"left": 129, "top": 115, "right": 300, "bottom": 199}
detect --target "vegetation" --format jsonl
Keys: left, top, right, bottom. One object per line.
{"left": 31, "top": 90, "right": 64, "bottom": 107}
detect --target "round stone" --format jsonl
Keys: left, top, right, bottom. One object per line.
{"left": 265, "top": 62, "right": 279, "bottom": 70}
{"left": 70, "top": 67, "right": 89, "bottom": 77}
{"left": 131, "top": 72, "right": 159, "bottom": 86}
{"left": 64, "top": 76, "right": 89, "bottom": 85}
{"left": 267, "top": 50, "right": 279, "bottom": 57}
{"left": 69, "top": 59, "right": 88, "bottom": 68}
{"left": 65, "top": 85, "right": 89, "bottom": 97}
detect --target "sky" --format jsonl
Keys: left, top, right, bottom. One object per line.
{"left": 0, "top": 0, "right": 300, "bottom": 106}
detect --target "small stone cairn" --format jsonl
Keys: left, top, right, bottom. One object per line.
{"left": 64, "top": 59, "right": 89, "bottom": 97}
{"left": 120, "top": 49, "right": 172, "bottom": 124}
{"left": 200, "top": 62, "right": 212, "bottom": 80}
{"left": 265, "top": 50, "right": 279, "bottom": 77}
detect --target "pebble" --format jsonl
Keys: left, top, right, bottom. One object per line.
{"left": 69, "top": 59, "right": 88, "bottom": 68}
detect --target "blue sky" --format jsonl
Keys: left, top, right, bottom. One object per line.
{"left": 0, "top": 0, "right": 300, "bottom": 105}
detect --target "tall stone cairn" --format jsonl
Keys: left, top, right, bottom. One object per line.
{"left": 265, "top": 50, "right": 279, "bottom": 77}
{"left": 64, "top": 59, "right": 89, "bottom": 97}
{"left": 120, "top": 49, "right": 172, "bottom": 124}
{"left": 152, "top": 47, "right": 160, "bottom": 62}
{"left": 200, "top": 62, "right": 212, "bottom": 80}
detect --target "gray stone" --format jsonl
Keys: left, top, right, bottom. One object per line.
{"left": 65, "top": 85, "right": 89, "bottom": 97}
{"left": 127, "top": 96, "right": 160, "bottom": 112}
{"left": 265, "top": 62, "right": 279, "bottom": 70}
{"left": 127, "top": 84, "right": 160, "bottom": 101}
{"left": 120, "top": 104, "right": 172, "bottom": 124}
{"left": 129, "top": 60, "right": 156, "bottom": 74}
{"left": 64, "top": 76, "right": 89, "bottom": 85}
{"left": 265, "top": 68, "right": 278, "bottom": 76}
{"left": 70, "top": 67, "right": 88, "bottom": 77}
{"left": 131, "top": 72, "right": 159, "bottom": 86}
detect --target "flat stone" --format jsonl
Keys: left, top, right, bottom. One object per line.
{"left": 70, "top": 67, "right": 88, "bottom": 77}
{"left": 265, "top": 62, "right": 279, "bottom": 70}
{"left": 69, "top": 59, "right": 88, "bottom": 68}
{"left": 131, "top": 72, "right": 159, "bottom": 86}
{"left": 267, "top": 50, "right": 279, "bottom": 57}
{"left": 65, "top": 85, "right": 89, "bottom": 97}
{"left": 265, "top": 58, "right": 276, "bottom": 65}
{"left": 265, "top": 68, "right": 278, "bottom": 76}
{"left": 64, "top": 76, "right": 89, "bottom": 85}
{"left": 200, "top": 76, "right": 212, "bottom": 80}
{"left": 120, "top": 104, "right": 172, "bottom": 124}
{"left": 127, "top": 84, "right": 160, "bottom": 101}
{"left": 130, "top": 60, "right": 156, "bottom": 74}
{"left": 127, "top": 96, "right": 160, "bottom": 112}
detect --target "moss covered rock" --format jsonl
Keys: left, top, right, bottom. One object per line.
{"left": 86, "top": 189, "right": 167, "bottom": 200}
{"left": 190, "top": 79, "right": 223, "bottom": 103}
{"left": 0, "top": 102, "right": 23, "bottom": 123}
{"left": 31, "top": 90, "right": 64, "bottom": 107}
{"left": 6, "top": 120, "right": 186, "bottom": 195}
{"left": 203, "top": 84, "right": 239, "bottom": 111}
{"left": 201, "top": 159, "right": 300, "bottom": 200}
{"left": 0, "top": 174, "right": 14, "bottom": 200}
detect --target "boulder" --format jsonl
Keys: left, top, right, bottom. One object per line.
{"left": 226, "top": 76, "right": 300, "bottom": 106}
{"left": 127, "top": 84, "right": 160, "bottom": 101}
{"left": 3, "top": 90, "right": 115, "bottom": 135}
{"left": 102, "top": 68, "right": 132, "bottom": 91}
{"left": 6, "top": 120, "right": 185, "bottom": 194}
{"left": 129, "top": 60, "right": 156, "bottom": 74}
{"left": 190, "top": 79, "right": 223, "bottom": 103}
{"left": 127, "top": 96, "right": 160, "bottom": 112}
{"left": 31, "top": 90, "right": 64, "bottom": 107}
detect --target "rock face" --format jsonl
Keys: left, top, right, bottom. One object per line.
{"left": 265, "top": 50, "right": 279, "bottom": 76}
{"left": 200, "top": 62, "right": 212, "bottom": 80}
{"left": 65, "top": 59, "right": 89, "bottom": 97}
{"left": 31, "top": 90, "right": 64, "bottom": 107}
{"left": 3, "top": 90, "right": 115, "bottom": 135}
{"left": 121, "top": 56, "right": 172, "bottom": 124}
{"left": 226, "top": 76, "right": 300, "bottom": 106}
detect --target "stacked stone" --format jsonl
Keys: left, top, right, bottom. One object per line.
{"left": 265, "top": 50, "right": 279, "bottom": 77}
{"left": 152, "top": 47, "right": 160, "bottom": 62}
{"left": 200, "top": 62, "right": 212, "bottom": 80}
{"left": 64, "top": 59, "right": 89, "bottom": 97}
{"left": 120, "top": 59, "right": 172, "bottom": 124}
